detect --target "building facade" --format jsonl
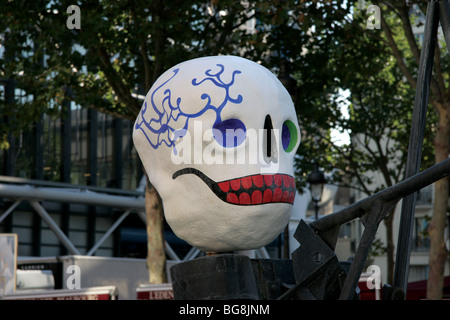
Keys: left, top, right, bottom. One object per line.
{"left": 0, "top": 78, "right": 151, "bottom": 258}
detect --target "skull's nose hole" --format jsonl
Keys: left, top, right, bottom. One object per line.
{"left": 264, "top": 115, "right": 273, "bottom": 158}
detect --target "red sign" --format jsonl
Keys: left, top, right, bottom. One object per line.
{"left": 3, "top": 286, "right": 117, "bottom": 300}
{"left": 136, "top": 284, "right": 173, "bottom": 300}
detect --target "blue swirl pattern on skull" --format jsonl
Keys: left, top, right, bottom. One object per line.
{"left": 134, "top": 64, "right": 245, "bottom": 152}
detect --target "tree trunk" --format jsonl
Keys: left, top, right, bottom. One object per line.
{"left": 145, "top": 180, "right": 167, "bottom": 284}
{"left": 427, "top": 104, "right": 450, "bottom": 299}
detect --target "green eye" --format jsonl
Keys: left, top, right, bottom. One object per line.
{"left": 282, "top": 120, "right": 298, "bottom": 153}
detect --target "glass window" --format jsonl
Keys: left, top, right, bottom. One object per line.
{"left": 70, "top": 105, "right": 89, "bottom": 185}
{"left": 97, "top": 113, "right": 114, "bottom": 188}
{"left": 413, "top": 216, "right": 430, "bottom": 252}
{"left": 0, "top": 80, "right": 142, "bottom": 191}
{"left": 42, "top": 112, "right": 62, "bottom": 182}
{"left": 122, "top": 120, "right": 142, "bottom": 191}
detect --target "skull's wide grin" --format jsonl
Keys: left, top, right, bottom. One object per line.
{"left": 172, "top": 168, "right": 296, "bottom": 206}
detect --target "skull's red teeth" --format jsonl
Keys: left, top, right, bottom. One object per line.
{"left": 263, "top": 189, "right": 273, "bottom": 203}
{"left": 252, "top": 175, "right": 264, "bottom": 188}
{"left": 230, "top": 178, "right": 241, "bottom": 191}
{"left": 216, "top": 173, "right": 296, "bottom": 206}
{"left": 218, "top": 181, "right": 230, "bottom": 193}
{"left": 172, "top": 168, "right": 296, "bottom": 206}
{"left": 226, "top": 193, "right": 238, "bottom": 204}
{"left": 252, "top": 190, "right": 262, "bottom": 204}
{"left": 274, "top": 175, "right": 283, "bottom": 187}
{"left": 264, "top": 175, "right": 273, "bottom": 187}
{"left": 283, "top": 175, "right": 292, "bottom": 188}
{"left": 241, "top": 176, "right": 253, "bottom": 189}
{"left": 239, "top": 192, "right": 251, "bottom": 204}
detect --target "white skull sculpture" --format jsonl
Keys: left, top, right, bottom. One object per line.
{"left": 133, "top": 55, "right": 301, "bottom": 252}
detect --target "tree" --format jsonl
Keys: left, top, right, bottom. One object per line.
{"left": 371, "top": 0, "right": 449, "bottom": 300}
{"left": 333, "top": 47, "right": 436, "bottom": 285}
{"left": 294, "top": 1, "right": 448, "bottom": 296}
{"left": 0, "top": 0, "right": 307, "bottom": 284}
{"left": 284, "top": 0, "right": 436, "bottom": 286}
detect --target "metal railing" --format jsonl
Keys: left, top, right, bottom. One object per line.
{"left": 0, "top": 175, "right": 272, "bottom": 261}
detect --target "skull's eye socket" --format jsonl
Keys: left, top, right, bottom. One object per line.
{"left": 213, "top": 118, "right": 247, "bottom": 148}
{"left": 282, "top": 120, "right": 298, "bottom": 152}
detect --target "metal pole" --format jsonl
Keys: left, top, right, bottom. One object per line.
{"left": 339, "top": 200, "right": 397, "bottom": 300}
{"left": 338, "top": 209, "right": 380, "bottom": 299}
{"left": 0, "top": 183, "right": 145, "bottom": 210}
{"left": 60, "top": 89, "right": 72, "bottom": 183}
{"left": 4, "top": 79, "right": 16, "bottom": 176}
{"left": 29, "top": 201, "right": 81, "bottom": 255}
{"left": 310, "top": 157, "right": 450, "bottom": 233}
{"left": 86, "top": 209, "right": 131, "bottom": 256}
{"left": 183, "top": 247, "right": 201, "bottom": 261}
{"left": 165, "top": 241, "right": 181, "bottom": 261}
{"left": 0, "top": 200, "right": 21, "bottom": 224}
{"left": 314, "top": 201, "right": 319, "bottom": 220}
{"left": 257, "top": 247, "right": 271, "bottom": 259}
{"left": 393, "top": 0, "right": 440, "bottom": 297}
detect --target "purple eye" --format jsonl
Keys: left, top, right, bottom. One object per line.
{"left": 213, "top": 118, "right": 247, "bottom": 148}
{"left": 282, "top": 120, "right": 298, "bottom": 152}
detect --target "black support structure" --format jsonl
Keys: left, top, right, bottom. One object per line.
{"left": 393, "top": 0, "right": 448, "bottom": 298}
{"left": 169, "top": 0, "right": 450, "bottom": 301}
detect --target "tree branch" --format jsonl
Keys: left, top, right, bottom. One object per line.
{"left": 379, "top": 12, "right": 417, "bottom": 89}
{"left": 393, "top": 1, "right": 421, "bottom": 65}
{"left": 320, "top": 133, "right": 372, "bottom": 195}
{"left": 375, "top": 138, "right": 394, "bottom": 187}
{"left": 94, "top": 45, "right": 141, "bottom": 116}
{"left": 379, "top": 1, "right": 444, "bottom": 102}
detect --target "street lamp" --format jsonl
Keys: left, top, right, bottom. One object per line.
{"left": 307, "top": 161, "right": 326, "bottom": 220}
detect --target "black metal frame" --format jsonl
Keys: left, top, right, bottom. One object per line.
{"left": 169, "top": 1, "right": 450, "bottom": 301}
{"left": 282, "top": 0, "right": 450, "bottom": 300}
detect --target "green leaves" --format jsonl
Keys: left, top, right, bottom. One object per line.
{"left": 0, "top": 0, "right": 444, "bottom": 194}
{"left": 0, "top": 134, "right": 10, "bottom": 151}
{"left": 289, "top": 1, "right": 442, "bottom": 196}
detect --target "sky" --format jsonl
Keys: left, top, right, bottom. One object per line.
{"left": 330, "top": 88, "right": 351, "bottom": 146}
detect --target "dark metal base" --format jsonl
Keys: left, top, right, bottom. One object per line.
{"left": 170, "top": 254, "right": 260, "bottom": 300}
{"left": 170, "top": 254, "right": 295, "bottom": 300}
